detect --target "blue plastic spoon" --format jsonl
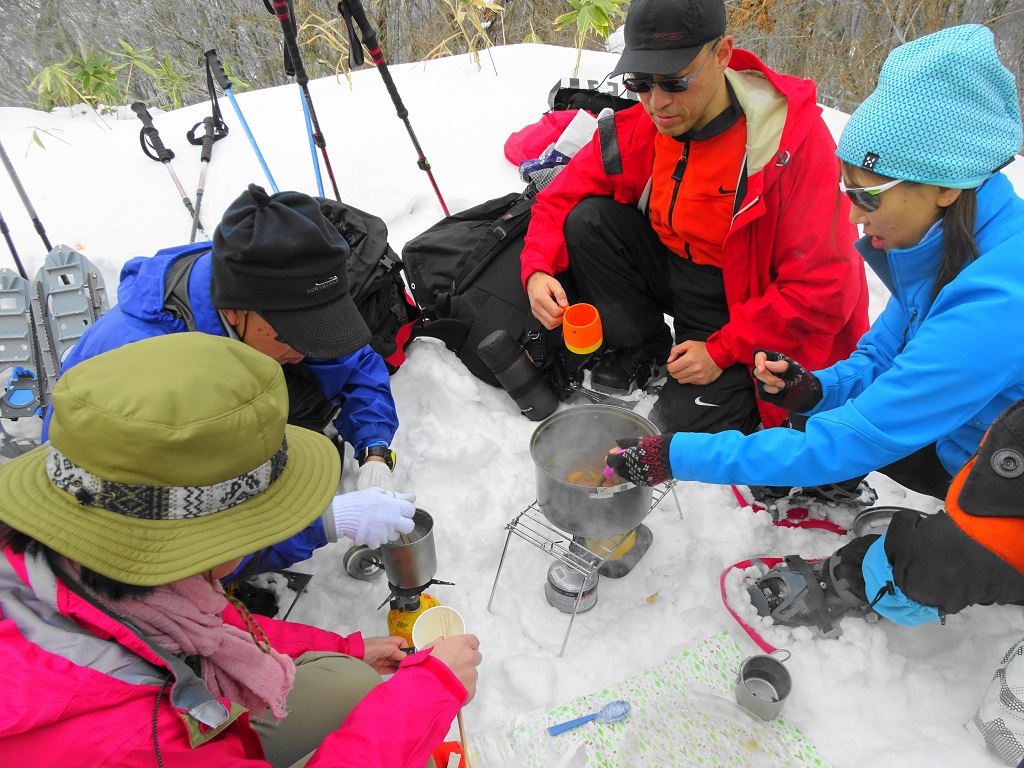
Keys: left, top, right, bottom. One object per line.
{"left": 547, "top": 700, "right": 631, "bottom": 736}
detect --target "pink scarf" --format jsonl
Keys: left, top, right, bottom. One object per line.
{"left": 107, "top": 573, "right": 295, "bottom": 722}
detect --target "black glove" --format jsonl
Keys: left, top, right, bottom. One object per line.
{"left": 753, "top": 350, "right": 823, "bottom": 413}
{"left": 605, "top": 435, "right": 674, "bottom": 487}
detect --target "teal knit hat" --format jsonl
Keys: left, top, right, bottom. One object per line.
{"left": 838, "top": 24, "right": 1022, "bottom": 188}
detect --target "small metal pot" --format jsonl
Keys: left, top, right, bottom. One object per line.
{"left": 378, "top": 509, "right": 436, "bottom": 589}
{"left": 530, "top": 405, "right": 660, "bottom": 538}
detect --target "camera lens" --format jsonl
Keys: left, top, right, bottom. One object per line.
{"left": 477, "top": 330, "right": 558, "bottom": 421}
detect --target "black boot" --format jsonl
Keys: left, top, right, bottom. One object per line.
{"left": 591, "top": 347, "right": 657, "bottom": 394}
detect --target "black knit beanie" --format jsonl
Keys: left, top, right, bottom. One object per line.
{"left": 210, "top": 184, "right": 370, "bottom": 359}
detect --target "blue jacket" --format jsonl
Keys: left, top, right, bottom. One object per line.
{"left": 43, "top": 243, "right": 400, "bottom": 573}
{"left": 668, "top": 172, "right": 1024, "bottom": 486}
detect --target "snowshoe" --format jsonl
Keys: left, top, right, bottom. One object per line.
{"left": 747, "top": 554, "right": 875, "bottom": 638}
{"left": 0, "top": 269, "right": 43, "bottom": 420}
{"left": 751, "top": 478, "right": 879, "bottom": 511}
{"left": 738, "top": 478, "right": 878, "bottom": 535}
{"left": 32, "top": 245, "right": 109, "bottom": 378}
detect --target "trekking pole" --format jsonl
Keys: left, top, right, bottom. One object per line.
{"left": 185, "top": 65, "right": 230, "bottom": 243}
{"left": 186, "top": 117, "right": 218, "bottom": 243}
{"left": 0, "top": 140, "right": 54, "bottom": 252}
{"left": 267, "top": 0, "right": 342, "bottom": 200}
{"left": 268, "top": 0, "right": 324, "bottom": 196}
{"left": 204, "top": 49, "right": 279, "bottom": 193}
{"left": 130, "top": 102, "right": 207, "bottom": 235}
{"left": 338, "top": 0, "right": 450, "bottom": 216}
{"left": 0, "top": 205, "right": 28, "bottom": 279}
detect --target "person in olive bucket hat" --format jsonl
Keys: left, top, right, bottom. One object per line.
{"left": 41, "top": 184, "right": 414, "bottom": 590}
{"left": 0, "top": 333, "right": 482, "bottom": 768}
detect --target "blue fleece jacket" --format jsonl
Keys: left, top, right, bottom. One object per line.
{"left": 668, "top": 172, "right": 1024, "bottom": 486}
{"left": 43, "top": 243, "right": 399, "bottom": 574}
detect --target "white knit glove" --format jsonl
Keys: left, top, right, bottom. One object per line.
{"left": 356, "top": 459, "right": 395, "bottom": 492}
{"left": 329, "top": 488, "right": 416, "bottom": 549}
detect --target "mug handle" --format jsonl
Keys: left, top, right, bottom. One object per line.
{"left": 770, "top": 648, "right": 792, "bottom": 663}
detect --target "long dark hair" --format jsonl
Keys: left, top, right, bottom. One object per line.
{"left": 933, "top": 189, "right": 979, "bottom": 298}
{"left": 841, "top": 161, "right": 979, "bottom": 299}
{"left": 1, "top": 524, "right": 154, "bottom": 601}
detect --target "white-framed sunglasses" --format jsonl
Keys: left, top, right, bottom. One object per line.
{"left": 839, "top": 178, "right": 905, "bottom": 212}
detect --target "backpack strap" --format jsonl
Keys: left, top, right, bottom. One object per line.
{"left": 162, "top": 250, "right": 206, "bottom": 332}
{"left": 638, "top": 176, "right": 653, "bottom": 215}
{"left": 597, "top": 108, "right": 622, "bottom": 176}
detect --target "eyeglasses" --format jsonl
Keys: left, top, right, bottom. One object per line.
{"left": 622, "top": 38, "right": 722, "bottom": 94}
{"left": 839, "top": 178, "right": 905, "bottom": 212}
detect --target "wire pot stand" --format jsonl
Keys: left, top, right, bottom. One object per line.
{"left": 487, "top": 482, "right": 679, "bottom": 657}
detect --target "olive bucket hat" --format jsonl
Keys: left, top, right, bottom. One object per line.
{"left": 0, "top": 333, "right": 340, "bottom": 586}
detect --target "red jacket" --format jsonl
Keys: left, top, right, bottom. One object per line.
{"left": 0, "top": 547, "right": 465, "bottom": 767}
{"left": 521, "top": 49, "right": 869, "bottom": 427}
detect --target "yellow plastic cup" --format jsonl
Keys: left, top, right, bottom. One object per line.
{"left": 563, "top": 303, "right": 603, "bottom": 355}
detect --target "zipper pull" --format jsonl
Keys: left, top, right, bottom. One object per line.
{"left": 671, "top": 140, "right": 691, "bottom": 182}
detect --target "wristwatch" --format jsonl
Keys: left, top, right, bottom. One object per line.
{"left": 357, "top": 444, "right": 396, "bottom": 471}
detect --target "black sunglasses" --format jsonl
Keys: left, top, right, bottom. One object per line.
{"left": 622, "top": 38, "right": 722, "bottom": 94}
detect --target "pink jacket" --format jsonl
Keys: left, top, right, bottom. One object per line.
{"left": 0, "top": 547, "right": 466, "bottom": 767}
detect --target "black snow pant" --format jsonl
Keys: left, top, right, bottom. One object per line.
{"left": 562, "top": 197, "right": 760, "bottom": 435}
{"left": 875, "top": 442, "right": 953, "bottom": 501}
{"left": 835, "top": 508, "right": 1024, "bottom": 616}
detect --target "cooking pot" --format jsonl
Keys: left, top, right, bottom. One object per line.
{"left": 530, "top": 405, "right": 660, "bottom": 538}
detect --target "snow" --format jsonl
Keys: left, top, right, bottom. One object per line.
{"left": 3, "top": 42, "right": 1024, "bottom": 768}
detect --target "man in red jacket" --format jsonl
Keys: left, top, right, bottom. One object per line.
{"left": 522, "top": 0, "right": 868, "bottom": 439}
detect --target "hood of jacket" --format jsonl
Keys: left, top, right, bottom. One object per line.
{"left": 729, "top": 49, "right": 821, "bottom": 170}
{"left": 115, "top": 242, "right": 214, "bottom": 329}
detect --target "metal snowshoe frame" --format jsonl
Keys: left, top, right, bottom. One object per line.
{"left": 1, "top": 245, "right": 108, "bottom": 424}
{"left": 747, "top": 554, "right": 875, "bottom": 639}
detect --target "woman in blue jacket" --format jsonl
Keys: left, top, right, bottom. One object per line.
{"left": 607, "top": 25, "right": 1024, "bottom": 629}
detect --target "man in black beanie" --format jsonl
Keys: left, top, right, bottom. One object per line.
{"left": 42, "top": 184, "right": 415, "bottom": 585}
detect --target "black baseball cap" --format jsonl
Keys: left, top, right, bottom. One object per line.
{"left": 211, "top": 184, "right": 371, "bottom": 360}
{"left": 610, "top": 0, "right": 728, "bottom": 77}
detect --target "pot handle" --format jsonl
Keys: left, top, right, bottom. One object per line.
{"left": 589, "top": 481, "right": 636, "bottom": 498}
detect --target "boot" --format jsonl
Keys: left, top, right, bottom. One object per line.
{"left": 747, "top": 553, "right": 874, "bottom": 638}
{"left": 590, "top": 347, "right": 657, "bottom": 394}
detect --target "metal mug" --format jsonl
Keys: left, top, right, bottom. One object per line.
{"left": 377, "top": 509, "right": 436, "bottom": 589}
{"left": 735, "top": 648, "right": 792, "bottom": 721}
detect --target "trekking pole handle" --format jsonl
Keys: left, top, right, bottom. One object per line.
{"left": 204, "top": 50, "right": 233, "bottom": 93}
{"left": 341, "top": 0, "right": 378, "bottom": 52}
{"left": 199, "top": 116, "right": 216, "bottom": 163}
{"left": 340, "top": 0, "right": 406, "bottom": 118}
{"left": 131, "top": 102, "right": 174, "bottom": 163}
{"left": 270, "top": 0, "right": 309, "bottom": 86}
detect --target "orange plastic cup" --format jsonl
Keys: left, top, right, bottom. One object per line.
{"left": 563, "top": 303, "right": 603, "bottom": 355}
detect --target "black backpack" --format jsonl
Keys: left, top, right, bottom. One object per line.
{"left": 316, "top": 198, "right": 420, "bottom": 373}
{"left": 400, "top": 85, "right": 630, "bottom": 392}
{"left": 402, "top": 188, "right": 537, "bottom": 387}
{"left": 547, "top": 78, "right": 639, "bottom": 113}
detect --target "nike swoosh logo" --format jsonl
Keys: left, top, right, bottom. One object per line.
{"left": 694, "top": 397, "right": 721, "bottom": 407}
{"left": 718, "top": 185, "right": 736, "bottom": 195}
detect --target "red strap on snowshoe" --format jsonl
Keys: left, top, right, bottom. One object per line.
{"left": 731, "top": 485, "right": 848, "bottom": 535}
{"left": 719, "top": 558, "right": 781, "bottom": 654}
